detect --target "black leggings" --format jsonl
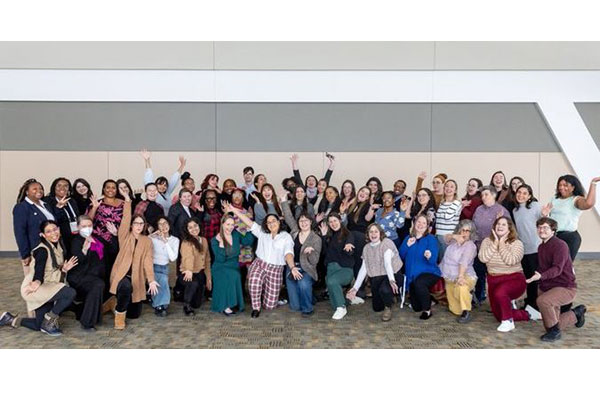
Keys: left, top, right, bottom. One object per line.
{"left": 409, "top": 273, "right": 439, "bottom": 312}
{"left": 20, "top": 286, "right": 76, "bottom": 331}
{"left": 115, "top": 277, "right": 143, "bottom": 318}
{"left": 69, "top": 276, "right": 105, "bottom": 329}
{"left": 177, "top": 271, "right": 206, "bottom": 308}
{"left": 371, "top": 271, "right": 404, "bottom": 311}
{"left": 557, "top": 231, "right": 582, "bottom": 261}
{"left": 521, "top": 253, "right": 539, "bottom": 310}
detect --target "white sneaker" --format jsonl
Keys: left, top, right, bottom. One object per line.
{"left": 332, "top": 307, "right": 347, "bottom": 320}
{"left": 350, "top": 296, "right": 365, "bottom": 305}
{"left": 277, "top": 299, "right": 288, "bottom": 306}
{"left": 497, "top": 319, "right": 515, "bottom": 332}
{"left": 525, "top": 305, "right": 542, "bottom": 321}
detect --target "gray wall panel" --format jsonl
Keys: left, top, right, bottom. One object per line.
{"left": 216, "top": 103, "right": 432, "bottom": 151}
{"left": 431, "top": 103, "right": 560, "bottom": 152}
{"left": 0, "top": 102, "right": 216, "bottom": 151}
{"left": 575, "top": 103, "right": 600, "bottom": 150}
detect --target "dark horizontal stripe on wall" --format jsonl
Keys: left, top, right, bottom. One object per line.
{"left": 575, "top": 103, "right": 600, "bottom": 150}
{"left": 0, "top": 102, "right": 560, "bottom": 152}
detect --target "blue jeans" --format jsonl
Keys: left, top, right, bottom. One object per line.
{"left": 152, "top": 264, "right": 170, "bottom": 308}
{"left": 286, "top": 266, "right": 314, "bottom": 313}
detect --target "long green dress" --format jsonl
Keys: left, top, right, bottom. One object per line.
{"left": 210, "top": 230, "right": 255, "bottom": 313}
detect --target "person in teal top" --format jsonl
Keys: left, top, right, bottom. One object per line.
{"left": 210, "top": 212, "right": 255, "bottom": 316}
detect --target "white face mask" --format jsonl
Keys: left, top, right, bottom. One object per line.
{"left": 79, "top": 227, "right": 93, "bottom": 238}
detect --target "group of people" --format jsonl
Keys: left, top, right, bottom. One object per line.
{"left": 1, "top": 150, "right": 598, "bottom": 344}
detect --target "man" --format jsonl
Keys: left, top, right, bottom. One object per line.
{"left": 393, "top": 179, "right": 407, "bottom": 211}
{"left": 526, "top": 217, "right": 586, "bottom": 342}
{"left": 239, "top": 166, "right": 256, "bottom": 200}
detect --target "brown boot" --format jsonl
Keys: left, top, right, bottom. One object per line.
{"left": 381, "top": 306, "right": 392, "bottom": 322}
{"left": 114, "top": 311, "right": 126, "bottom": 330}
{"left": 102, "top": 296, "right": 117, "bottom": 314}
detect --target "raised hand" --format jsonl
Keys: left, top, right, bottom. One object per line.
{"left": 319, "top": 221, "right": 328, "bottom": 236}
{"left": 106, "top": 222, "right": 118, "bottom": 236}
{"left": 178, "top": 156, "right": 186, "bottom": 171}
{"left": 315, "top": 212, "right": 325, "bottom": 223}
{"left": 56, "top": 195, "right": 70, "bottom": 209}
{"left": 90, "top": 194, "right": 100, "bottom": 210}
{"left": 418, "top": 171, "right": 427, "bottom": 180}
{"left": 140, "top": 148, "right": 151, "bottom": 161}
{"left": 541, "top": 202, "right": 553, "bottom": 217}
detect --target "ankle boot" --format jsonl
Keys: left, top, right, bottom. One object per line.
{"left": 114, "top": 310, "right": 126, "bottom": 330}
{"left": 540, "top": 323, "right": 561, "bottom": 342}
{"left": 40, "top": 311, "right": 62, "bottom": 336}
{"left": 102, "top": 296, "right": 117, "bottom": 314}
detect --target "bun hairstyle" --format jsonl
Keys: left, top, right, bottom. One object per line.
{"left": 181, "top": 171, "right": 192, "bottom": 184}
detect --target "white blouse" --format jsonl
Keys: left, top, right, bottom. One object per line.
{"left": 151, "top": 235, "right": 180, "bottom": 266}
{"left": 249, "top": 222, "right": 294, "bottom": 266}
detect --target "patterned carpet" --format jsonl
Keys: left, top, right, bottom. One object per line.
{"left": 1, "top": 257, "right": 598, "bottom": 349}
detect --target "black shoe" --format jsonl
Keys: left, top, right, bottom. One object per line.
{"left": 173, "top": 289, "right": 184, "bottom": 303}
{"left": 301, "top": 311, "right": 314, "bottom": 318}
{"left": 457, "top": 310, "right": 472, "bottom": 324}
{"left": 0, "top": 311, "right": 17, "bottom": 327}
{"left": 81, "top": 326, "right": 97, "bottom": 332}
{"left": 419, "top": 311, "right": 432, "bottom": 320}
{"left": 183, "top": 304, "right": 195, "bottom": 316}
{"left": 540, "top": 324, "right": 561, "bottom": 342}
{"left": 572, "top": 304, "right": 587, "bottom": 328}
{"left": 251, "top": 310, "right": 260, "bottom": 318}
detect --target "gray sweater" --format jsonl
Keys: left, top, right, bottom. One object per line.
{"left": 512, "top": 201, "right": 542, "bottom": 255}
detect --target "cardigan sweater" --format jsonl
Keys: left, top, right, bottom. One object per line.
{"left": 281, "top": 201, "right": 322, "bottom": 280}
{"left": 179, "top": 237, "right": 211, "bottom": 280}
{"left": 399, "top": 234, "right": 440, "bottom": 289}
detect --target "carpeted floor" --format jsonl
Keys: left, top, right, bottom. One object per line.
{"left": 1, "top": 257, "right": 598, "bottom": 349}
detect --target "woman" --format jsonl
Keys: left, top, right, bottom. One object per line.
{"left": 141, "top": 149, "right": 186, "bottom": 214}
{"left": 460, "top": 178, "right": 483, "bottom": 220}
{"left": 416, "top": 171, "right": 447, "bottom": 207}
{"left": 226, "top": 205, "right": 295, "bottom": 318}
{"left": 346, "top": 224, "right": 403, "bottom": 322}
{"left": 435, "top": 179, "right": 462, "bottom": 257}
{"left": 289, "top": 185, "right": 315, "bottom": 219}
{"left": 149, "top": 216, "right": 179, "bottom": 316}
{"left": 544, "top": 174, "right": 600, "bottom": 261}
{"left": 68, "top": 215, "right": 105, "bottom": 331}
{"left": 168, "top": 189, "right": 201, "bottom": 240}
{"left": 399, "top": 214, "right": 440, "bottom": 320}
{"left": 290, "top": 152, "right": 335, "bottom": 204}
{"left": 506, "top": 176, "right": 526, "bottom": 213}
{"left": 116, "top": 178, "right": 142, "bottom": 211}
{"left": 405, "top": 188, "right": 437, "bottom": 234}
{"left": 72, "top": 178, "right": 94, "bottom": 215}
{"left": 472, "top": 185, "right": 510, "bottom": 304}
{"left": 44, "top": 177, "right": 80, "bottom": 250}
{"left": 439, "top": 220, "right": 478, "bottom": 323}
{"left": 219, "top": 178, "right": 238, "bottom": 207}
{"left": 253, "top": 183, "right": 283, "bottom": 226}
{"left": 319, "top": 213, "right": 356, "bottom": 320}
{"left": 478, "top": 217, "right": 539, "bottom": 332}
{"left": 107, "top": 193, "right": 159, "bottom": 329}
{"left": 339, "top": 179, "right": 357, "bottom": 215}
{"left": 374, "top": 191, "right": 406, "bottom": 249}
{"left": 13, "top": 179, "right": 56, "bottom": 275}
{"left": 313, "top": 178, "right": 330, "bottom": 212}
{"left": 177, "top": 218, "right": 212, "bottom": 315}
{"left": 366, "top": 177, "right": 384, "bottom": 206}
{"left": 230, "top": 188, "right": 254, "bottom": 292}
{"left": 281, "top": 200, "right": 322, "bottom": 316}
{"left": 1, "top": 220, "right": 78, "bottom": 336}
{"left": 200, "top": 189, "right": 223, "bottom": 246}
{"left": 512, "top": 184, "right": 542, "bottom": 309}
{"left": 490, "top": 171, "right": 510, "bottom": 206}
{"left": 211, "top": 211, "right": 255, "bottom": 315}
{"left": 88, "top": 179, "right": 125, "bottom": 296}
{"left": 198, "top": 173, "right": 221, "bottom": 200}
{"left": 134, "top": 182, "right": 165, "bottom": 233}
{"left": 316, "top": 186, "right": 342, "bottom": 221}
{"left": 172, "top": 172, "right": 201, "bottom": 211}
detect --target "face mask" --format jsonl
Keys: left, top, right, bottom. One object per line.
{"left": 79, "top": 227, "right": 93, "bottom": 238}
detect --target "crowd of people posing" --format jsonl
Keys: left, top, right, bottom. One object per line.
{"left": 1, "top": 150, "right": 598, "bottom": 344}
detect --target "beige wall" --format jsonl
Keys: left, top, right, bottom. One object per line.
{"left": 2, "top": 151, "right": 599, "bottom": 253}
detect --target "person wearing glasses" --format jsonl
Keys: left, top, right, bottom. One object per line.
{"left": 199, "top": 189, "right": 223, "bottom": 255}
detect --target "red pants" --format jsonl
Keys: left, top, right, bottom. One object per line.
{"left": 487, "top": 272, "right": 529, "bottom": 322}
{"left": 247, "top": 257, "right": 284, "bottom": 311}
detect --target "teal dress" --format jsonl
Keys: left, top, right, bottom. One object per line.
{"left": 210, "top": 230, "right": 255, "bottom": 312}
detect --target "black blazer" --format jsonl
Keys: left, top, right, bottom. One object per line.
{"left": 68, "top": 235, "right": 106, "bottom": 286}
{"left": 168, "top": 202, "right": 201, "bottom": 239}
{"left": 43, "top": 196, "right": 80, "bottom": 245}
{"left": 12, "top": 200, "right": 57, "bottom": 259}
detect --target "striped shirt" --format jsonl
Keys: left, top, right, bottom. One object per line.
{"left": 435, "top": 200, "right": 462, "bottom": 235}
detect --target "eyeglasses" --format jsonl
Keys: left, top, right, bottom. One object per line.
{"left": 459, "top": 229, "right": 471, "bottom": 233}
{"left": 537, "top": 225, "right": 552, "bottom": 231}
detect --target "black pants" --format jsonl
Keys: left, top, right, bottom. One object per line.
{"left": 473, "top": 255, "right": 487, "bottom": 302}
{"left": 177, "top": 271, "right": 206, "bottom": 308}
{"left": 115, "top": 277, "right": 143, "bottom": 318}
{"left": 557, "top": 230, "right": 581, "bottom": 262}
{"left": 521, "top": 253, "right": 539, "bottom": 310}
{"left": 100, "top": 236, "right": 119, "bottom": 299}
{"left": 409, "top": 273, "right": 439, "bottom": 312}
{"left": 69, "top": 276, "right": 105, "bottom": 329}
{"left": 20, "top": 286, "right": 76, "bottom": 331}
{"left": 371, "top": 272, "right": 404, "bottom": 312}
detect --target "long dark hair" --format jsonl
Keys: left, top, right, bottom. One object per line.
{"left": 72, "top": 178, "right": 94, "bottom": 202}
{"left": 39, "top": 220, "right": 67, "bottom": 269}
{"left": 16, "top": 178, "right": 42, "bottom": 204}
{"left": 290, "top": 185, "right": 310, "bottom": 214}
{"left": 341, "top": 179, "right": 357, "bottom": 202}
{"left": 258, "top": 183, "right": 282, "bottom": 216}
{"left": 411, "top": 188, "right": 436, "bottom": 216}
{"left": 348, "top": 186, "right": 370, "bottom": 224}
{"left": 514, "top": 184, "right": 538, "bottom": 210}
{"left": 489, "top": 171, "right": 508, "bottom": 190}
{"left": 182, "top": 217, "right": 203, "bottom": 253}
{"left": 366, "top": 177, "right": 383, "bottom": 198}
{"left": 200, "top": 173, "right": 219, "bottom": 191}
{"left": 555, "top": 174, "right": 586, "bottom": 198}
{"left": 318, "top": 186, "right": 341, "bottom": 214}
{"left": 49, "top": 177, "right": 72, "bottom": 198}
{"left": 115, "top": 179, "right": 134, "bottom": 201}
{"left": 463, "top": 178, "right": 483, "bottom": 200}
{"left": 327, "top": 212, "right": 350, "bottom": 243}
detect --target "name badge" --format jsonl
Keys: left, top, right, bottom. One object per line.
{"left": 69, "top": 221, "right": 79, "bottom": 234}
